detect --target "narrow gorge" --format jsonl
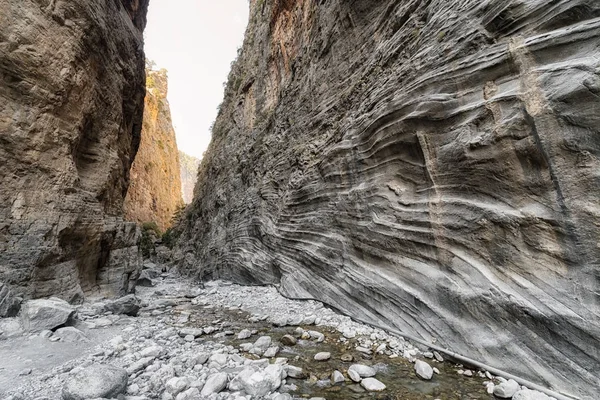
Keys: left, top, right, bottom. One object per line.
{"left": 1, "top": 1, "right": 599, "bottom": 400}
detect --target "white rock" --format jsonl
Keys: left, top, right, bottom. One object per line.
{"left": 62, "top": 364, "right": 128, "bottom": 400}
{"left": 360, "top": 377, "right": 386, "bottom": 391}
{"left": 493, "top": 379, "right": 520, "bottom": 398}
{"left": 348, "top": 364, "right": 376, "bottom": 378}
{"left": 284, "top": 365, "right": 305, "bottom": 379}
{"left": 264, "top": 346, "right": 279, "bottom": 358}
{"left": 237, "top": 329, "right": 252, "bottom": 340}
{"left": 314, "top": 352, "right": 331, "bottom": 361}
{"left": 512, "top": 388, "right": 552, "bottom": 400}
{"left": 175, "top": 387, "right": 200, "bottom": 400}
{"left": 331, "top": 370, "right": 345, "bottom": 384}
{"left": 54, "top": 327, "right": 88, "bottom": 342}
{"left": 414, "top": 360, "right": 433, "bottom": 380}
{"left": 348, "top": 369, "right": 361, "bottom": 382}
{"left": 165, "top": 377, "right": 190, "bottom": 395}
{"left": 200, "top": 373, "right": 228, "bottom": 395}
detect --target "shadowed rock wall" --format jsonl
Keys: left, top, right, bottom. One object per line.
{"left": 177, "top": 0, "right": 600, "bottom": 397}
{"left": 124, "top": 68, "right": 184, "bottom": 232}
{"left": 0, "top": 0, "right": 149, "bottom": 301}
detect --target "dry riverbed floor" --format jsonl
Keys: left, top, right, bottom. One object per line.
{"left": 0, "top": 266, "right": 551, "bottom": 399}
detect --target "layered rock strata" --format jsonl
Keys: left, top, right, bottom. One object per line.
{"left": 124, "top": 68, "right": 184, "bottom": 231}
{"left": 0, "top": 0, "right": 149, "bottom": 301}
{"left": 177, "top": 0, "right": 600, "bottom": 397}
{"left": 179, "top": 151, "right": 201, "bottom": 204}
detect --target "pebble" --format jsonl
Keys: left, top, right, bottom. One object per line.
{"left": 314, "top": 352, "right": 331, "bottom": 361}
{"left": 280, "top": 335, "right": 297, "bottom": 346}
{"left": 200, "top": 372, "right": 228, "bottom": 395}
{"left": 348, "top": 364, "right": 376, "bottom": 378}
{"left": 360, "top": 377, "right": 386, "bottom": 391}
{"left": 331, "top": 370, "right": 345, "bottom": 384}
{"left": 415, "top": 360, "right": 434, "bottom": 380}
{"left": 237, "top": 329, "right": 252, "bottom": 340}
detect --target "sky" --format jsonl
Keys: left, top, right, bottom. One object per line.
{"left": 144, "top": 1, "right": 249, "bottom": 159}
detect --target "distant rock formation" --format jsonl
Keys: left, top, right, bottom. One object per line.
{"left": 124, "top": 68, "right": 184, "bottom": 232}
{"left": 0, "top": 0, "right": 149, "bottom": 301}
{"left": 179, "top": 151, "right": 201, "bottom": 204}
{"left": 176, "top": 0, "right": 600, "bottom": 397}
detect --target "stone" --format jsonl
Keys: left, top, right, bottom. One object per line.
{"left": 284, "top": 366, "right": 305, "bottom": 379}
{"left": 415, "top": 360, "right": 433, "bottom": 380}
{"left": 308, "top": 331, "right": 325, "bottom": 342}
{"left": 331, "top": 370, "right": 345, "bottom": 384}
{"left": 54, "top": 327, "right": 88, "bottom": 342}
{"left": 0, "top": 282, "right": 21, "bottom": 317}
{"left": 136, "top": 270, "right": 154, "bottom": 287}
{"left": 314, "top": 352, "right": 331, "bottom": 361}
{"left": 200, "top": 373, "right": 228, "bottom": 396}
{"left": 20, "top": 299, "right": 76, "bottom": 332}
{"left": 348, "top": 364, "right": 376, "bottom": 378}
{"left": 237, "top": 329, "right": 252, "bottom": 340}
{"left": 280, "top": 334, "right": 297, "bottom": 346}
{"left": 251, "top": 336, "right": 272, "bottom": 355}
{"left": 512, "top": 388, "right": 552, "bottom": 400}
{"left": 175, "top": 388, "right": 200, "bottom": 400}
{"left": 62, "top": 364, "right": 128, "bottom": 400}
{"left": 348, "top": 369, "right": 361, "bottom": 383}
{"left": 360, "top": 378, "right": 386, "bottom": 392}
{"left": 179, "top": 328, "right": 203, "bottom": 338}
{"left": 341, "top": 353, "right": 354, "bottom": 362}
{"left": 174, "top": 0, "right": 600, "bottom": 397}
{"left": 104, "top": 295, "right": 141, "bottom": 317}
{"left": 165, "top": 377, "right": 190, "bottom": 395}
{"left": 264, "top": 346, "right": 280, "bottom": 358}
{"left": 493, "top": 379, "right": 521, "bottom": 398}
{"left": 0, "top": 0, "right": 146, "bottom": 301}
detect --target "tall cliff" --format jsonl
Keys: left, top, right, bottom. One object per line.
{"left": 0, "top": 0, "right": 149, "bottom": 302}
{"left": 179, "top": 151, "right": 201, "bottom": 204}
{"left": 177, "top": 0, "right": 600, "bottom": 397}
{"left": 124, "top": 68, "right": 184, "bottom": 232}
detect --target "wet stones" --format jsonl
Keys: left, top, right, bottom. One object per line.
{"left": 280, "top": 334, "right": 296, "bottom": 346}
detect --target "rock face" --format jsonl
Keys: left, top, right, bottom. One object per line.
{"left": 177, "top": 0, "right": 600, "bottom": 397}
{"left": 124, "top": 68, "right": 184, "bottom": 231}
{"left": 179, "top": 151, "right": 201, "bottom": 204}
{"left": 0, "top": 0, "right": 149, "bottom": 301}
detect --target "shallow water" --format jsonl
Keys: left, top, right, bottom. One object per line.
{"left": 179, "top": 302, "right": 493, "bottom": 400}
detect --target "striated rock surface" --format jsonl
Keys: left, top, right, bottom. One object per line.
{"left": 177, "top": 0, "right": 600, "bottom": 397}
{"left": 0, "top": 0, "right": 149, "bottom": 301}
{"left": 124, "top": 68, "right": 184, "bottom": 231}
{"left": 179, "top": 151, "right": 201, "bottom": 204}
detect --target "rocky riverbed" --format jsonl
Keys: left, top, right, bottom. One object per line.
{"left": 0, "top": 265, "right": 557, "bottom": 400}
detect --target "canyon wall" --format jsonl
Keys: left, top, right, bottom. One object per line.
{"left": 124, "top": 68, "right": 184, "bottom": 232}
{"left": 179, "top": 151, "right": 200, "bottom": 204}
{"left": 177, "top": 0, "right": 600, "bottom": 397}
{"left": 0, "top": 0, "right": 149, "bottom": 302}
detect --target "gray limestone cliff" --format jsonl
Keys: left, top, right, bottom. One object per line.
{"left": 176, "top": 0, "right": 600, "bottom": 397}
{"left": 0, "top": 0, "right": 149, "bottom": 302}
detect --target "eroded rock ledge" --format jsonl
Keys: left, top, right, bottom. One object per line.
{"left": 0, "top": 0, "right": 149, "bottom": 301}
{"left": 177, "top": 0, "right": 600, "bottom": 397}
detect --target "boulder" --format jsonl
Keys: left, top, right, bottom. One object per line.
{"left": 512, "top": 388, "right": 553, "bottom": 400}
{"left": 200, "top": 372, "right": 228, "bottom": 396}
{"left": 21, "top": 298, "right": 75, "bottom": 332}
{"left": 493, "top": 379, "right": 521, "bottom": 398}
{"left": 104, "top": 295, "right": 141, "bottom": 316}
{"left": 414, "top": 360, "right": 433, "bottom": 380}
{"left": 54, "top": 327, "right": 89, "bottom": 342}
{"left": 62, "top": 364, "right": 128, "bottom": 400}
